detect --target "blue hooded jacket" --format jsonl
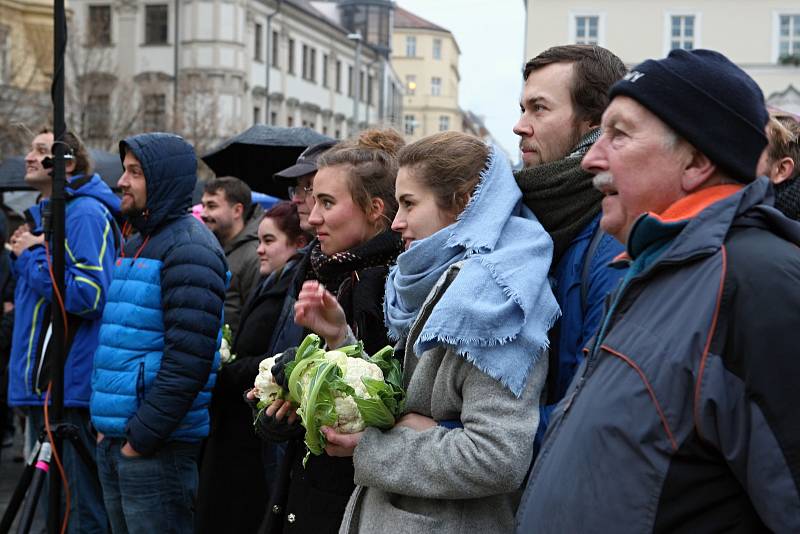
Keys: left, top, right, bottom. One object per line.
{"left": 8, "top": 173, "right": 121, "bottom": 408}
{"left": 534, "top": 213, "right": 626, "bottom": 451}
{"left": 91, "top": 133, "right": 227, "bottom": 456}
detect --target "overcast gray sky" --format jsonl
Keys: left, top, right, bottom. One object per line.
{"left": 396, "top": 0, "right": 526, "bottom": 162}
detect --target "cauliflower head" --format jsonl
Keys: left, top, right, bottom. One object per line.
{"left": 320, "top": 351, "right": 384, "bottom": 433}
{"left": 253, "top": 355, "right": 284, "bottom": 404}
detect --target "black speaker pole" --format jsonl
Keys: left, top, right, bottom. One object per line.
{"left": 48, "top": 0, "right": 67, "bottom": 529}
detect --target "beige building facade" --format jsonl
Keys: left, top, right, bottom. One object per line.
{"left": 0, "top": 0, "right": 56, "bottom": 154}
{"left": 391, "top": 7, "right": 462, "bottom": 141}
{"left": 523, "top": 0, "right": 800, "bottom": 114}
{"left": 0, "top": 0, "right": 53, "bottom": 91}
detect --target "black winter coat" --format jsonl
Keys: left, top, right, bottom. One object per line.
{"left": 196, "top": 260, "right": 299, "bottom": 534}
{"left": 264, "top": 235, "right": 401, "bottom": 534}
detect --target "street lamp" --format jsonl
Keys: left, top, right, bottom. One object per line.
{"left": 347, "top": 32, "right": 362, "bottom": 132}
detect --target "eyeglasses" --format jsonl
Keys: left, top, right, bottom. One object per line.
{"left": 288, "top": 185, "right": 313, "bottom": 199}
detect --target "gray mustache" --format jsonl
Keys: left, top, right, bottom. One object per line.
{"left": 592, "top": 172, "right": 614, "bottom": 191}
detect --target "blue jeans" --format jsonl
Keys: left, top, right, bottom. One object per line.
{"left": 24, "top": 407, "right": 108, "bottom": 534}
{"left": 96, "top": 438, "right": 200, "bottom": 534}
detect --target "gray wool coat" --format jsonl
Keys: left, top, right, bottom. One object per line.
{"left": 339, "top": 265, "right": 546, "bottom": 534}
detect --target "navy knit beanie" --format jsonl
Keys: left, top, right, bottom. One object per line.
{"left": 609, "top": 49, "right": 768, "bottom": 183}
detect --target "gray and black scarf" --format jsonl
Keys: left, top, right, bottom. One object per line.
{"left": 514, "top": 129, "right": 603, "bottom": 265}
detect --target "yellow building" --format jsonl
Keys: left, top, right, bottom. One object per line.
{"left": 0, "top": 0, "right": 54, "bottom": 92}
{"left": 391, "top": 7, "right": 461, "bottom": 141}
{"left": 523, "top": 0, "right": 800, "bottom": 115}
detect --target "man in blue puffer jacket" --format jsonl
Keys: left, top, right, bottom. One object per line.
{"left": 9, "top": 129, "right": 119, "bottom": 533}
{"left": 91, "top": 133, "right": 227, "bottom": 533}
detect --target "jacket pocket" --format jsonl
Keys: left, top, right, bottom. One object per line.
{"left": 136, "top": 362, "right": 145, "bottom": 408}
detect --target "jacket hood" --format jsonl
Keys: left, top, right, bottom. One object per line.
{"left": 120, "top": 133, "right": 196, "bottom": 234}
{"left": 66, "top": 172, "right": 121, "bottom": 217}
{"left": 225, "top": 203, "right": 263, "bottom": 254}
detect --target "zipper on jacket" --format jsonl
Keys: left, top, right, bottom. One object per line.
{"left": 528, "top": 247, "right": 722, "bottom": 502}
{"left": 136, "top": 362, "right": 145, "bottom": 407}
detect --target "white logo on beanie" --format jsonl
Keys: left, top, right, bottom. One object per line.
{"left": 623, "top": 71, "right": 646, "bottom": 83}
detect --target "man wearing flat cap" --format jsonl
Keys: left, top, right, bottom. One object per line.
{"left": 274, "top": 140, "right": 337, "bottom": 233}
{"left": 515, "top": 49, "right": 800, "bottom": 533}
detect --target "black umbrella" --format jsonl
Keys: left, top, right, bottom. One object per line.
{"left": 0, "top": 149, "right": 123, "bottom": 191}
{"left": 201, "top": 125, "right": 333, "bottom": 198}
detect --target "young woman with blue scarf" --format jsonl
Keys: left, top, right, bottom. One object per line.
{"left": 294, "top": 131, "right": 560, "bottom": 533}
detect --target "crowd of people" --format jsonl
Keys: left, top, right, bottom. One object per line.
{"left": 1, "top": 44, "right": 799, "bottom": 534}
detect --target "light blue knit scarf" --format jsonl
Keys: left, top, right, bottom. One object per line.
{"left": 384, "top": 147, "right": 560, "bottom": 397}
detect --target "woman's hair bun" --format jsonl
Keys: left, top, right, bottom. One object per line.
{"left": 356, "top": 129, "right": 405, "bottom": 155}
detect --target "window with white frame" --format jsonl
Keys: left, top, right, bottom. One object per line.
{"left": 142, "top": 93, "right": 166, "bottom": 131}
{"left": 288, "top": 38, "right": 295, "bottom": 74}
{"left": 404, "top": 114, "right": 416, "bottom": 135}
{"left": 271, "top": 30, "right": 279, "bottom": 67}
{"left": 670, "top": 15, "right": 695, "bottom": 50}
{"left": 431, "top": 77, "right": 442, "bottom": 96}
{"left": 302, "top": 44, "right": 316, "bottom": 82}
{"left": 254, "top": 22, "right": 263, "bottom": 61}
{"left": 406, "top": 36, "right": 416, "bottom": 57}
{"left": 779, "top": 14, "right": 800, "bottom": 59}
{"left": 0, "top": 25, "right": 8, "bottom": 85}
{"left": 87, "top": 93, "right": 110, "bottom": 138}
{"left": 88, "top": 5, "right": 112, "bottom": 47}
{"left": 439, "top": 115, "right": 449, "bottom": 132}
{"left": 574, "top": 15, "right": 599, "bottom": 45}
{"left": 144, "top": 5, "right": 168, "bottom": 45}
{"left": 433, "top": 38, "right": 442, "bottom": 60}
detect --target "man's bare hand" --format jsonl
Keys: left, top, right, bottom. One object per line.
{"left": 11, "top": 231, "right": 43, "bottom": 256}
{"left": 121, "top": 441, "right": 142, "bottom": 458}
{"left": 265, "top": 398, "right": 298, "bottom": 425}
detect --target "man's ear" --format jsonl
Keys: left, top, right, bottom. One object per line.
{"left": 233, "top": 202, "right": 245, "bottom": 219}
{"left": 771, "top": 157, "right": 795, "bottom": 185}
{"left": 681, "top": 148, "right": 717, "bottom": 192}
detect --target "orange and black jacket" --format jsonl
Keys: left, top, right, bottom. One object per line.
{"left": 517, "top": 177, "right": 800, "bottom": 533}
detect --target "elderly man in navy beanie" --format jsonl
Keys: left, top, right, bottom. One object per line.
{"left": 515, "top": 49, "right": 800, "bottom": 533}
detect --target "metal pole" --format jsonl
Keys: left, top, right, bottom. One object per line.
{"left": 173, "top": 0, "right": 180, "bottom": 130}
{"left": 48, "top": 0, "right": 67, "bottom": 529}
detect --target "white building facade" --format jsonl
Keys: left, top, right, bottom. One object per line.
{"left": 523, "top": 0, "right": 800, "bottom": 115}
{"left": 68, "top": 0, "right": 403, "bottom": 151}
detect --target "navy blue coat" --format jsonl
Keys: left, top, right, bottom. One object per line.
{"left": 91, "top": 133, "right": 227, "bottom": 456}
{"left": 535, "top": 214, "right": 625, "bottom": 451}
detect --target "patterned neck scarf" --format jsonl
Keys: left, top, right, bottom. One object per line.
{"left": 309, "top": 229, "right": 403, "bottom": 294}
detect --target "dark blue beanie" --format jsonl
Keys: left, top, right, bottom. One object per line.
{"left": 609, "top": 49, "right": 768, "bottom": 183}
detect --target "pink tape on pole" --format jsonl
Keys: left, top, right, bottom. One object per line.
{"left": 35, "top": 461, "right": 50, "bottom": 472}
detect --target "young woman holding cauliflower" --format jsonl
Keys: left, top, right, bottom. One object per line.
{"left": 197, "top": 202, "right": 311, "bottom": 534}
{"left": 293, "top": 131, "right": 559, "bottom": 533}
{"left": 258, "top": 130, "right": 405, "bottom": 533}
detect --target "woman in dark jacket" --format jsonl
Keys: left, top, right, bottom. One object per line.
{"left": 255, "top": 129, "right": 405, "bottom": 534}
{"left": 196, "top": 202, "right": 310, "bottom": 534}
